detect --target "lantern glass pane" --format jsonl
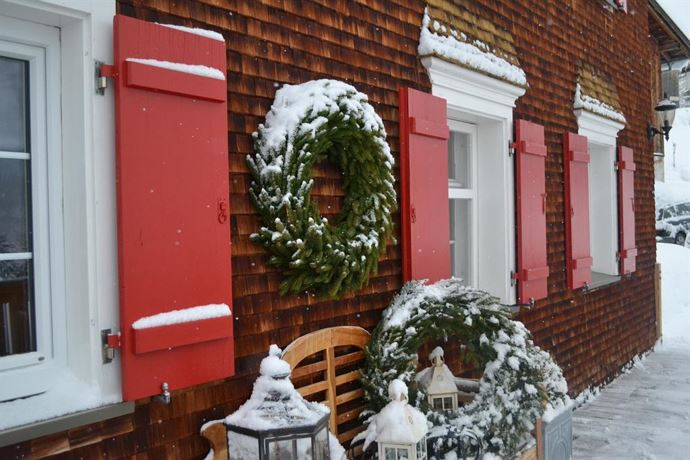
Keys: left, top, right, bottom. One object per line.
{"left": 384, "top": 447, "right": 397, "bottom": 460}
{"left": 227, "top": 431, "right": 259, "bottom": 459}
{"left": 268, "top": 439, "right": 296, "bottom": 460}
{"left": 443, "top": 397, "right": 453, "bottom": 409}
{"left": 432, "top": 397, "right": 443, "bottom": 410}
{"left": 314, "top": 427, "right": 329, "bottom": 460}
{"left": 397, "top": 447, "right": 410, "bottom": 459}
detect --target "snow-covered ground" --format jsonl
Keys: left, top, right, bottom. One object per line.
{"left": 571, "top": 243, "right": 690, "bottom": 459}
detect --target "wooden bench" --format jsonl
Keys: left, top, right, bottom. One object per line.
{"left": 201, "top": 326, "right": 371, "bottom": 460}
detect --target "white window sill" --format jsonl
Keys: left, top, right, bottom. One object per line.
{"left": 587, "top": 271, "right": 621, "bottom": 290}
{"left": 0, "top": 370, "right": 124, "bottom": 437}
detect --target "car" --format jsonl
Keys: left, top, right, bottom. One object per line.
{"left": 656, "top": 202, "right": 690, "bottom": 246}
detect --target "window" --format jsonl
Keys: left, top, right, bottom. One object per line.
{"left": 422, "top": 56, "right": 526, "bottom": 304}
{"left": 0, "top": 1, "right": 120, "bottom": 435}
{"left": 0, "top": 22, "right": 64, "bottom": 402}
{"left": 448, "top": 122, "right": 477, "bottom": 285}
{"left": 575, "top": 110, "right": 625, "bottom": 283}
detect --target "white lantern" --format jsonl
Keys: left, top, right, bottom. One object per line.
{"left": 415, "top": 346, "right": 459, "bottom": 411}
{"left": 361, "top": 379, "right": 428, "bottom": 460}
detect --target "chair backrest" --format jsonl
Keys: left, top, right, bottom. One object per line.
{"left": 282, "top": 326, "right": 371, "bottom": 447}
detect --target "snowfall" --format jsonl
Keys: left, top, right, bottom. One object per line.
{"left": 571, "top": 107, "right": 690, "bottom": 459}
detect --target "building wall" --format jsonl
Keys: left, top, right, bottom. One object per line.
{"left": 1, "top": 0, "right": 659, "bottom": 458}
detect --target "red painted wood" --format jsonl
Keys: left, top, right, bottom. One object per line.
{"left": 618, "top": 146, "right": 637, "bottom": 274}
{"left": 133, "top": 316, "right": 233, "bottom": 354}
{"left": 515, "top": 119, "right": 549, "bottom": 303}
{"left": 125, "top": 60, "right": 227, "bottom": 102}
{"left": 113, "top": 15, "right": 233, "bottom": 401}
{"left": 399, "top": 87, "right": 451, "bottom": 283}
{"left": 564, "top": 132, "right": 593, "bottom": 290}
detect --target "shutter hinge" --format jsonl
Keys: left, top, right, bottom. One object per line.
{"left": 509, "top": 141, "right": 517, "bottom": 157}
{"left": 101, "top": 328, "right": 121, "bottom": 364}
{"left": 510, "top": 270, "right": 518, "bottom": 286}
{"left": 95, "top": 61, "right": 117, "bottom": 96}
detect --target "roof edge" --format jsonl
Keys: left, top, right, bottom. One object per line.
{"left": 648, "top": 0, "right": 690, "bottom": 60}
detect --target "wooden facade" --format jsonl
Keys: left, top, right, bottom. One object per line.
{"left": 0, "top": 0, "right": 679, "bottom": 458}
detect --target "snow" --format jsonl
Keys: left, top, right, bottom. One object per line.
{"left": 131, "top": 303, "right": 231, "bottom": 329}
{"left": 157, "top": 23, "right": 225, "bottom": 42}
{"left": 657, "top": 243, "right": 690, "bottom": 345}
{"left": 0, "top": 370, "right": 119, "bottom": 431}
{"left": 360, "top": 380, "right": 428, "bottom": 450}
{"left": 125, "top": 58, "right": 225, "bottom": 80}
{"left": 573, "top": 83, "right": 627, "bottom": 123}
{"left": 225, "top": 346, "right": 345, "bottom": 459}
{"left": 418, "top": 9, "right": 527, "bottom": 87}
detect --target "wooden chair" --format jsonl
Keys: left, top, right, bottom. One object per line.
{"left": 201, "top": 326, "right": 371, "bottom": 460}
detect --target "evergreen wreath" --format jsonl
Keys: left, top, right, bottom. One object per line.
{"left": 247, "top": 79, "right": 396, "bottom": 298}
{"left": 360, "top": 279, "right": 570, "bottom": 458}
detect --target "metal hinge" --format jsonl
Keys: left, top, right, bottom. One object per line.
{"left": 101, "top": 328, "right": 121, "bottom": 364}
{"left": 510, "top": 270, "right": 518, "bottom": 286}
{"left": 509, "top": 141, "right": 517, "bottom": 157}
{"left": 95, "top": 61, "right": 117, "bottom": 95}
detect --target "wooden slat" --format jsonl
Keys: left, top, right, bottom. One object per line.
{"left": 335, "top": 388, "right": 364, "bottom": 406}
{"left": 333, "top": 350, "right": 365, "bottom": 368}
{"left": 297, "top": 380, "right": 329, "bottom": 398}
{"left": 338, "top": 425, "right": 365, "bottom": 444}
{"left": 336, "top": 405, "right": 365, "bottom": 425}
{"left": 334, "top": 370, "right": 361, "bottom": 386}
{"left": 291, "top": 359, "right": 327, "bottom": 380}
{"left": 325, "top": 347, "right": 338, "bottom": 433}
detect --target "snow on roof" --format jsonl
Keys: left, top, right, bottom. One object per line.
{"left": 126, "top": 58, "right": 225, "bottom": 81}
{"left": 574, "top": 65, "right": 626, "bottom": 124}
{"left": 418, "top": 4, "right": 527, "bottom": 87}
{"left": 131, "top": 303, "right": 231, "bottom": 329}
{"left": 158, "top": 23, "right": 225, "bottom": 42}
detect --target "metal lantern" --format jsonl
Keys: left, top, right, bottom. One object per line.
{"left": 364, "top": 380, "right": 428, "bottom": 460}
{"left": 415, "top": 347, "right": 459, "bottom": 411}
{"left": 225, "top": 345, "right": 331, "bottom": 460}
{"left": 648, "top": 93, "right": 678, "bottom": 141}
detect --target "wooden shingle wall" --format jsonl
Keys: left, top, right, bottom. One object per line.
{"left": 0, "top": 0, "right": 659, "bottom": 458}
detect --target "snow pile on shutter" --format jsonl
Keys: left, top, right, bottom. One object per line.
{"left": 125, "top": 58, "right": 226, "bottom": 80}
{"left": 574, "top": 64, "right": 626, "bottom": 123}
{"left": 132, "top": 303, "right": 231, "bottom": 329}
{"left": 157, "top": 23, "right": 225, "bottom": 42}
{"left": 418, "top": 5, "right": 527, "bottom": 87}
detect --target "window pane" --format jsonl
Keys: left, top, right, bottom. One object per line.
{"left": 397, "top": 448, "right": 410, "bottom": 459}
{"left": 450, "top": 199, "right": 471, "bottom": 284}
{"left": 0, "top": 259, "right": 35, "bottom": 356}
{"left": 385, "top": 447, "right": 397, "bottom": 460}
{"left": 0, "top": 158, "right": 32, "bottom": 253}
{"left": 448, "top": 131, "right": 471, "bottom": 188}
{"left": 0, "top": 57, "right": 29, "bottom": 153}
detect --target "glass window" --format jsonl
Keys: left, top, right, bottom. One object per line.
{"left": 397, "top": 448, "right": 410, "bottom": 460}
{"left": 0, "top": 56, "right": 35, "bottom": 358}
{"left": 448, "top": 123, "right": 476, "bottom": 286}
{"left": 385, "top": 447, "right": 397, "bottom": 460}
{"left": 443, "top": 396, "right": 453, "bottom": 410}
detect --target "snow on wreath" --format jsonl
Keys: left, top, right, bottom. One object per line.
{"left": 358, "top": 279, "right": 571, "bottom": 459}
{"left": 247, "top": 79, "right": 396, "bottom": 298}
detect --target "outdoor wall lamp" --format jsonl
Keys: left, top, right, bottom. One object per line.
{"left": 648, "top": 94, "right": 678, "bottom": 141}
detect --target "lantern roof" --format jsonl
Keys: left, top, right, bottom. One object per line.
{"left": 225, "top": 345, "right": 329, "bottom": 431}
{"left": 361, "top": 380, "right": 428, "bottom": 449}
{"left": 415, "top": 346, "right": 458, "bottom": 395}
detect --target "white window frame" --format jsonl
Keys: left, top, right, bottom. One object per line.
{"left": 448, "top": 121, "right": 478, "bottom": 286}
{"left": 575, "top": 109, "right": 625, "bottom": 277}
{"left": 0, "top": 18, "right": 65, "bottom": 400}
{"left": 422, "top": 56, "right": 526, "bottom": 304}
{"left": 0, "top": 0, "right": 119, "bottom": 432}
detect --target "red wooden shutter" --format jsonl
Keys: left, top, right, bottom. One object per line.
{"left": 113, "top": 15, "right": 233, "bottom": 401}
{"left": 564, "top": 133, "right": 593, "bottom": 289}
{"left": 514, "top": 119, "right": 549, "bottom": 303}
{"left": 618, "top": 146, "right": 637, "bottom": 274}
{"left": 399, "top": 87, "right": 451, "bottom": 283}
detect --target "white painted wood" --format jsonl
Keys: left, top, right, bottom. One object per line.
{"left": 423, "top": 55, "right": 524, "bottom": 304}
{"left": 0, "top": 151, "right": 29, "bottom": 160}
{"left": 0, "top": 0, "right": 118, "bottom": 424}
{"left": 572, "top": 344, "right": 690, "bottom": 459}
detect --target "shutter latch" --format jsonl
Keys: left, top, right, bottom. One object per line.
{"left": 95, "top": 61, "right": 117, "bottom": 96}
{"left": 101, "top": 328, "right": 121, "bottom": 364}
